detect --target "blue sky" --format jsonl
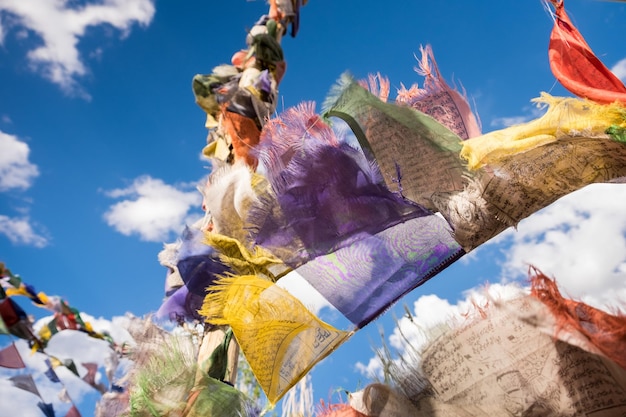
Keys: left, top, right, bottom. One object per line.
{"left": 1, "top": 0, "right": 626, "bottom": 415}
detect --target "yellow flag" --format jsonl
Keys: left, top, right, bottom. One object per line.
{"left": 460, "top": 93, "right": 626, "bottom": 169}
{"left": 201, "top": 275, "right": 351, "bottom": 404}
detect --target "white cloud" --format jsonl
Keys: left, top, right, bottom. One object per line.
{"left": 103, "top": 175, "right": 202, "bottom": 242}
{"left": 0, "top": 215, "right": 48, "bottom": 247}
{"left": 355, "top": 283, "right": 525, "bottom": 379}
{"left": 611, "top": 57, "right": 626, "bottom": 83}
{"left": 0, "top": 0, "right": 155, "bottom": 97}
{"left": 487, "top": 183, "right": 626, "bottom": 310}
{"left": 0, "top": 131, "right": 39, "bottom": 191}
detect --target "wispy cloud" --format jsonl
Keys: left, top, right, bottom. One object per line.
{"left": 489, "top": 115, "right": 529, "bottom": 128}
{"left": 103, "top": 175, "right": 202, "bottom": 242}
{"left": 611, "top": 57, "right": 626, "bottom": 83}
{"left": 489, "top": 104, "right": 546, "bottom": 129}
{"left": 0, "top": 215, "right": 48, "bottom": 247}
{"left": 0, "top": 131, "right": 39, "bottom": 191}
{"left": 0, "top": 130, "right": 47, "bottom": 247}
{"left": 0, "top": 0, "right": 155, "bottom": 98}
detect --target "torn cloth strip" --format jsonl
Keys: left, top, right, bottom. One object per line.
{"left": 396, "top": 44, "right": 481, "bottom": 140}
{"left": 460, "top": 93, "right": 626, "bottom": 170}
{"left": 549, "top": 0, "right": 626, "bottom": 104}
{"left": 530, "top": 269, "right": 626, "bottom": 370}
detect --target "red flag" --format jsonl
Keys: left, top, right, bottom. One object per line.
{"left": 549, "top": 0, "right": 626, "bottom": 104}
{"left": 0, "top": 298, "right": 27, "bottom": 327}
{"left": 81, "top": 362, "right": 106, "bottom": 393}
{"left": 81, "top": 362, "right": 98, "bottom": 385}
{"left": 65, "top": 405, "right": 82, "bottom": 417}
{"left": 0, "top": 343, "right": 25, "bottom": 369}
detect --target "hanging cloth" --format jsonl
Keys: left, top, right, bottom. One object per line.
{"left": 549, "top": 0, "right": 626, "bottom": 104}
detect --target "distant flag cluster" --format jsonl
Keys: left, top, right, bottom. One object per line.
{"left": 0, "top": 262, "right": 130, "bottom": 416}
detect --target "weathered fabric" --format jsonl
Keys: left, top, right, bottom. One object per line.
{"left": 549, "top": 0, "right": 626, "bottom": 104}
{"left": 248, "top": 102, "right": 463, "bottom": 326}
{"left": 323, "top": 74, "right": 468, "bottom": 213}
{"left": 530, "top": 269, "right": 626, "bottom": 370}
{"left": 0, "top": 343, "right": 25, "bottom": 369}
{"left": 396, "top": 44, "right": 481, "bottom": 140}
{"left": 460, "top": 93, "right": 626, "bottom": 169}
{"left": 201, "top": 275, "right": 350, "bottom": 404}
{"left": 334, "top": 289, "right": 626, "bottom": 416}
{"left": 437, "top": 135, "right": 626, "bottom": 251}
{"left": 250, "top": 102, "right": 433, "bottom": 268}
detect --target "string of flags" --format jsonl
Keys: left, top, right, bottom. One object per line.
{"left": 1, "top": 262, "right": 129, "bottom": 417}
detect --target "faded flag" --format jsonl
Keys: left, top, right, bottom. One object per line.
{"left": 201, "top": 275, "right": 350, "bottom": 404}
{"left": 0, "top": 343, "right": 25, "bottom": 369}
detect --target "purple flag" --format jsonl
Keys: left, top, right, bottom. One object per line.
{"left": 297, "top": 216, "right": 463, "bottom": 326}
{"left": 10, "top": 374, "right": 41, "bottom": 397}
{"left": 249, "top": 102, "right": 464, "bottom": 327}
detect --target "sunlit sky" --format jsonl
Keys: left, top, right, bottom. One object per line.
{"left": 1, "top": 0, "right": 626, "bottom": 415}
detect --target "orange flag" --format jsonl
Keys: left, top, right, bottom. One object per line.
{"left": 549, "top": 0, "right": 626, "bottom": 104}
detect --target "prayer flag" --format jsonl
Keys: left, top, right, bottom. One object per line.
{"left": 82, "top": 362, "right": 107, "bottom": 393}
{"left": 64, "top": 359, "right": 80, "bottom": 377}
{"left": 247, "top": 101, "right": 464, "bottom": 326}
{"left": 64, "top": 405, "right": 82, "bottom": 417}
{"left": 322, "top": 74, "right": 468, "bottom": 213}
{"left": 0, "top": 297, "right": 27, "bottom": 327}
{"left": 459, "top": 93, "right": 626, "bottom": 170}
{"left": 549, "top": 0, "right": 626, "bottom": 104}
{"left": 201, "top": 275, "right": 350, "bottom": 404}
{"left": 37, "top": 402, "right": 55, "bottom": 417}
{"left": 396, "top": 44, "right": 481, "bottom": 140}
{"left": 296, "top": 216, "right": 463, "bottom": 327}
{"left": 44, "top": 358, "right": 61, "bottom": 383}
{"left": 0, "top": 343, "right": 25, "bottom": 369}
{"left": 10, "top": 374, "right": 41, "bottom": 397}
{"left": 81, "top": 362, "right": 98, "bottom": 386}
{"left": 529, "top": 268, "right": 626, "bottom": 370}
